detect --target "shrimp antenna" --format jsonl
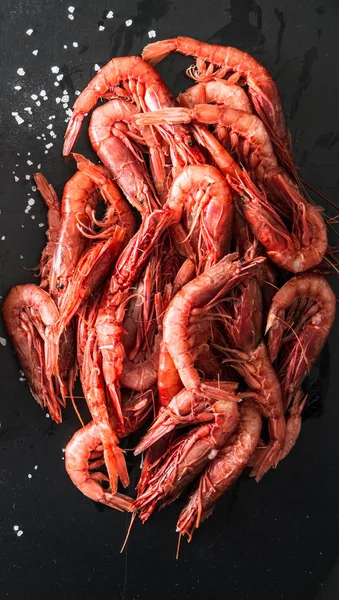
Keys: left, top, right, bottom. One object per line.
{"left": 300, "top": 178, "right": 339, "bottom": 213}
{"left": 120, "top": 511, "right": 137, "bottom": 554}
{"left": 176, "top": 533, "right": 182, "bottom": 560}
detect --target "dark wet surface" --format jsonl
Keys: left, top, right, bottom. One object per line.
{"left": 1, "top": 0, "right": 339, "bottom": 598}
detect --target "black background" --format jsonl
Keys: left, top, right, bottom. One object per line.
{"left": 1, "top": 1, "right": 339, "bottom": 598}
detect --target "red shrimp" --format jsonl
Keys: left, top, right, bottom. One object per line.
{"left": 2, "top": 284, "right": 61, "bottom": 422}
{"left": 34, "top": 173, "right": 61, "bottom": 290}
{"left": 266, "top": 274, "right": 336, "bottom": 407}
{"left": 134, "top": 105, "right": 327, "bottom": 273}
{"left": 177, "top": 400, "right": 262, "bottom": 541}
{"left": 142, "top": 36, "right": 294, "bottom": 175}
{"left": 63, "top": 55, "right": 204, "bottom": 173}
{"left": 162, "top": 253, "right": 263, "bottom": 402}
{"left": 133, "top": 397, "right": 240, "bottom": 522}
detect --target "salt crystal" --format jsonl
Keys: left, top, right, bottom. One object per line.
{"left": 66, "top": 108, "right": 72, "bottom": 116}
{"left": 99, "top": 25, "right": 105, "bottom": 31}
{"left": 55, "top": 97, "right": 61, "bottom": 104}
{"left": 68, "top": 14, "right": 74, "bottom": 20}
{"left": 68, "top": 6, "right": 75, "bottom": 13}
{"left": 32, "top": 49, "right": 38, "bottom": 56}
{"left": 63, "top": 103, "right": 68, "bottom": 109}
{"left": 75, "top": 90, "right": 80, "bottom": 95}
{"left": 46, "top": 413, "right": 50, "bottom": 418}
{"left": 57, "top": 74, "right": 64, "bottom": 81}
{"left": 54, "top": 82, "right": 59, "bottom": 87}
{"left": 12, "top": 111, "right": 18, "bottom": 116}
{"left": 31, "top": 94, "right": 38, "bottom": 100}
{"left": 0, "top": 337, "right": 7, "bottom": 346}
{"left": 37, "top": 164, "right": 41, "bottom": 169}
{"left": 31, "top": 185, "right": 36, "bottom": 191}
{"left": 61, "top": 94, "right": 69, "bottom": 103}
{"left": 63, "top": 44, "right": 68, "bottom": 49}
{"left": 148, "top": 30, "right": 156, "bottom": 38}
{"left": 28, "top": 198, "right": 35, "bottom": 206}
{"left": 17, "top": 68, "right": 25, "bottom": 76}
{"left": 27, "top": 160, "right": 33, "bottom": 166}
{"left": 106, "top": 10, "right": 114, "bottom": 18}
{"left": 13, "top": 526, "right": 19, "bottom": 531}
{"left": 28, "top": 474, "right": 32, "bottom": 479}
{"left": 72, "top": 42, "right": 78, "bottom": 47}
{"left": 40, "top": 90, "right": 46, "bottom": 97}
{"left": 14, "top": 85, "right": 22, "bottom": 91}
{"left": 43, "top": 96, "right": 48, "bottom": 101}
{"left": 26, "top": 29, "right": 33, "bottom": 35}
{"left": 35, "top": 100, "right": 41, "bottom": 107}
{"left": 24, "top": 107, "right": 32, "bottom": 115}
{"left": 17, "top": 531, "right": 23, "bottom": 537}
{"left": 51, "top": 66, "right": 59, "bottom": 74}
{"left": 31, "top": 215, "right": 35, "bottom": 220}
{"left": 46, "top": 143, "right": 53, "bottom": 149}
{"left": 94, "top": 64, "right": 100, "bottom": 72}
{"left": 14, "top": 176, "right": 19, "bottom": 182}
{"left": 25, "top": 175, "right": 30, "bottom": 180}
{"left": 15, "top": 115, "right": 24, "bottom": 125}
{"left": 34, "top": 465, "right": 38, "bottom": 470}
{"left": 38, "top": 223, "right": 44, "bottom": 227}
{"left": 47, "top": 124, "right": 53, "bottom": 129}
{"left": 125, "top": 19, "right": 132, "bottom": 27}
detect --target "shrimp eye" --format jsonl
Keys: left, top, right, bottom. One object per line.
{"left": 56, "top": 282, "right": 65, "bottom": 290}
{"left": 188, "top": 140, "right": 195, "bottom": 147}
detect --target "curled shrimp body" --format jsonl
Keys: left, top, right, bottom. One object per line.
{"left": 162, "top": 253, "right": 263, "bottom": 401}
{"left": 133, "top": 398, "right": 240, "bottom": 522}
{"left": 2, "top": 284, "right": 61, "bottom": 422}
{"left": 65, "top": 421, "right": 133, "bottom": 512}
{"left": 176, "top": 401, "right": 262, "bottom": 541}
{"left": 135, "top": 107, "right": 327, "bottom": 273}
{"left": 142, "top": 36, "right": 293, "bottom": 175}
{"left": 63, "top": 55, "right": 204, "bottom": 171}
{"left": 266, "top": 274, "right": 336, "bottom": 407}
{"left": 89, "top": 99, "right": 159, "bottom": 215}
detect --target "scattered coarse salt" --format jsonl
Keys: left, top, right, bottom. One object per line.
{"left": 31, "top": 215, "right": 35, "bottom": 220}
{"left": 24, "top": 107, "right": 32, "bottom": 115}
{"left": 75, "top": 90, "right": 80, "bottom": 95}
{"left": 63, "top": 44, "right": 68, "bottom": 49}
{"left": 43, "top": 96, "right": 48, "bottom": 101}
{"left": 66, "top": 108, "right": 72, "bottom": 117}
{"left": 14, "top": 176, "right": 19, "bottom": 182}
{"left": 61, "top": 94, "right": 69, "bottom": 103}
{"left": 50, "top": 132, "right": 57, "bottom": 139}
{"left": 28, "top": 474, "right": 32, "bottom": 479}
{"left": 32, "top": 49, "right": 38, "bottom": 56}
{"left": 63, "top": 103, "right": 68, "bottom": 109}
{"left": 94, "top": 64, "right": 100, "bottom": 72}
{"left": 28, "top": 198, "right": 35, "bottom": 206}
{"left": 26, "top": 29, "right": 33, "bottom": 35}
{"left": 31, "top": 94, "right": 38, "bottom": 100}
{"left": 17, "top": 531, "right": 23, "bottom": 537}
{"left": 15, "top": 115, "right": 25, "bottom": 125}
{"left": 13, "top": 526, "right": 19, "bottom": 532}
{"left": 47, "top": 123, "right": 53, "bottom": 129}
{"left": 40, "top": 90, "right": 46, "bottom": 97}
{"left": 68, "top": 14, "right": 74, "bottom": 20}
{"left": 62, "top": 448, "right": 65, "bottom": 453}
{"left": 0, "top": 337, "right": 7, "bottom": 346}
{"left": 17, "top": 68, "right": 25, "bottom": 76}
{"left": 38, "top": 223, "right": 44, "bottom": 227}
{"left": 12, "top": 111, "right": 18, "bottom": 116}
{"left": 51, "top": 66, "right": 59, "bottom": 74}
{"left": 148, "top": 30, "right": 156, "bottom": 38}
{"left": 27, "top": 160, "right": 33, "bottom": 166}
{"left": 45, "top": 143, "right": 53, "bottom": 149}
{"left": 46, "top": 413, "right": 50, "bottom": 418}
{"left": 99, "top": 25, "right": 105, "bottom": 31}
{"left": 25, "top": 206, "right": 31, "bottom": 213}
{"left": 25, "top": 175, "right": 30, "bottom": 180}
{"left": 68, "top": 6, "right": 75, "bottom": 13}
{"left": 14, "top": 85, "right": 22, "bottom": 91}
{"left": 125, "top": 19, "right": 132, "bottom": 27}
{"left": 31, "top": 185, "right": 36, "bottom": 191}
{"left": 106, "top": 10, "right": 114, "bottom": 18}
{"left": 34, "top": 465, "right": 38, "bottom": 470}
{"left": 35, "top": 101, "right": 41, "bottom": 107}
{"left": 56, "top": 74, "right": 64, "bottom": 81}
{"left": 72, "top": 42, "right": 78, "bottom": 47}
{"left": 37, "top": 164, "right": 41, "bottom": 169}
{"left": 55, "top": 97, "right": 61, "bottom": 104}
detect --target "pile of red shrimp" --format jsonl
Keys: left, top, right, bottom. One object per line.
{"left": 3, "top": 37, "right": 336, "bottom": 544}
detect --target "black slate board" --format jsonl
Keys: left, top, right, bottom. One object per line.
{"left": 1, "top": 1, "right": 339, "bottom": 599}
